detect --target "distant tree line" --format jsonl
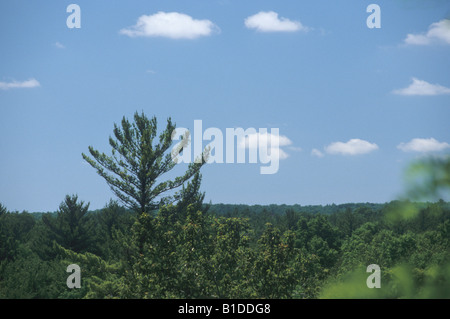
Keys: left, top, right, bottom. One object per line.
{"left": 1, "top": 112, "right": 449, "bottom": 298}
{"left": 1, "top": 197, "right": 449, "bottom": 298}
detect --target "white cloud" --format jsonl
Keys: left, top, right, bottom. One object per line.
{"left": 119, "top": 11, "right": 218, "bottom": 39}
{"left": 0, "top": 78, "right": 40, "bottom": 90}
{"left": 404, "top": 19, "right": 450, "bottom": 45}
{"left": 397, "top": 138, "right": 450, "bottom": 153}
{"left": 54, "top": 42, "right": 65, "bottom": 49}
{"left": 244, "top": 11, "right": 309, "bottom": 33}
{"left": 325, "top": 139, "right": 379, "bottom": 156}
{"left": 239, "top": 132, "right": 292, "bottom": 160}
{"left": 404, "top": 34, "right": 430, "bottom": 45}
{"left": 393, "top": 77, "right": 450, "bottom": 96}
{"left": 311, "top": 148, "right": 324, "bottom": 158}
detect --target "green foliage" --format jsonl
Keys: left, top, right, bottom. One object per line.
{"left": 252, "top": 224, "right": 302, "bottom": 298}
{"left": 320, "top": 262, "right": 450, "bottom": 299}
{"left": 93, "top": 199, "right": 136, "bottom": 261}
{"left": 0, "top": 210, "right": 35, "bottom": 262}
{"left": 0, "top": 244, "right": 65, "bottom": 299}
{"left": 1, "top": 125, "right": 449, "bottom": 299}
{"left": 54, "top": 243, "right": 124, "bottom": 299}
{"left": 207, "top": 216, "right": 254, "bottom": 298}
{"left": 42, "top": 195, "right": 95, "bottom": 254}
{"left": 405, "top": 156, "right": 450, "bottom": 201}
{"left": 0, "top": 203, "right": 7, "bottom": 216}
{"left": 1, "top": 196, "right": 449, "bottom": 298}
{"left": 319, "top": 155, "right": 450, "bottom": 299}
{"left": 319, "top": 265, "right": 384, "bottom": 299}
{"left": 82, "top": 112, "right": 206, "bottom": 215}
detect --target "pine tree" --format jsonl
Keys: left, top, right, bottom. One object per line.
{"left": 0, "top": 203, "right": 7, "bottom": 216}
{"left": 82, "top": 112, "right": 207, "bottom": 215}
{"left": 175, "top": 171, "right": 209, "bottom": 222}
{"left": 42, "top": 194, "right": 94, "bottom": 253}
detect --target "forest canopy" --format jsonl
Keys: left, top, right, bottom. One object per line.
{"left": 1, "top": 113, "right": 449, "bottom": 299}
{"left": 1, "top": 199, "right": 449, "bottom": 299}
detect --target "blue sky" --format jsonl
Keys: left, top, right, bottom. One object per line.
{"left": 1, "top": 0, "right": 450, "bottom": 212}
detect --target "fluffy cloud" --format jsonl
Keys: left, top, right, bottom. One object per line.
{"left": 119, "top": 12, "right": 218, "bottom": 39}
{"left": 239, "top": 132, "right": 292, "bottom": 160}
{"left": 244, "top": 11, "right": 308, "bottom": 33}
{"left": 404, "top": 19, "right": 450, "bottom": 45}
{"left": 0, "top": 78, "right": 40, "bottom": 90}
{"left": 325, "top": 139, "right": 379, "bottom": 156}
{"left": 311, "top": 148, "right": 324, "bottom": 158}
{"left": 393, "top": 78, "right": 450, "bottom": 96}
{"left": 397, "top": 138, "right": 450, "bottom": 153}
